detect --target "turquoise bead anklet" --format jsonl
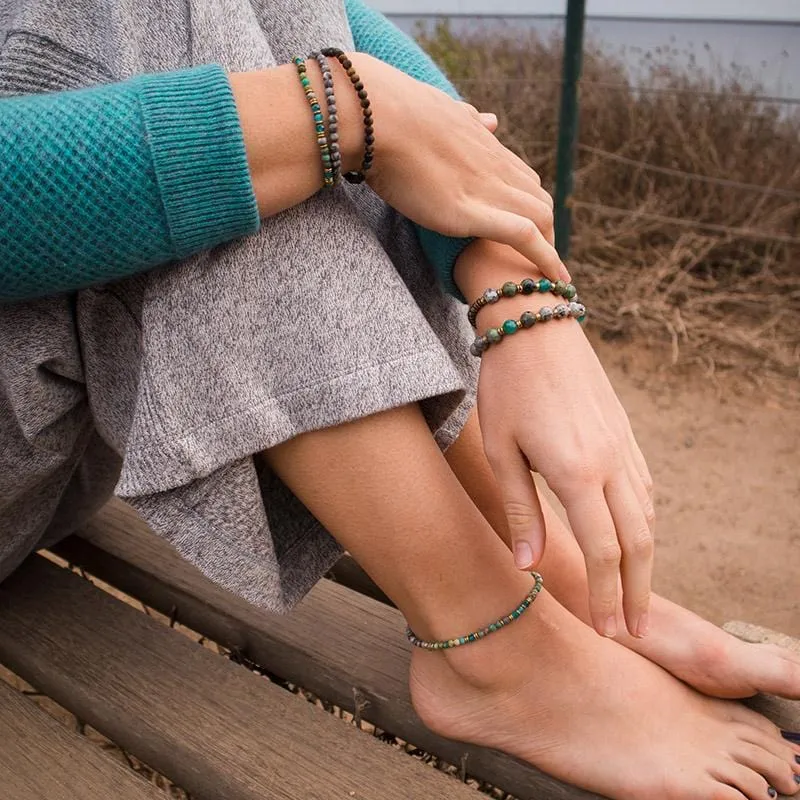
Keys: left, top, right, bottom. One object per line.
{"left": 406, "top": 572, "right": 544, "bottom": 650}
{"left": 467, "top": 278, "right": 579, "bottom": 328}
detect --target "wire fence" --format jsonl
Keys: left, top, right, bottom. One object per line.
{"left": 414, "top": 14, "right": 800, "bottom": 375}
{"left": 458, "top": 77, "right": 800, "bottom": 106}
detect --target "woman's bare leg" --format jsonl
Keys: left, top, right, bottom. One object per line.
{"left": 445, "top": 412, "right": 800, "bottom": 701}
{"left": 264, "top": 404, "right": 800, "bottom": 800}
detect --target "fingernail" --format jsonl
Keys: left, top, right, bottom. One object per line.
{"left": 794, "top": 774, "right": 800, "bottom": 784}
{"left": 603, "top": 615, "right": 617, "bottom": 638}
{"left": 767, "top": 788, "right": 777, "bottom": 798}
{"left": 513, "top": 541, "right": 534, "bottom": 569}
{"left": 479, "top": 112, "right": 498, "bottom": 126}
{"left": 782, "top": 730, "right": 800, "bottom": 743}
{"left": 635, "top": 613, "right": 650, "bottom": 639}
{"left": 796, "top": 754, "right": 800, "bottom": 765}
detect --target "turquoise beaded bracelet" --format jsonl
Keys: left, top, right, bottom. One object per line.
{"left": 470, "top": 302, "right": 587, "bottom": 357}
{"left": 406, "top": 572, "right": 544, "bottom": 650}
{"left": 293, "top": 56, "right": 336, "bottom": 190}
{"left": 467, "top": 278, "right": 579, "bottom": 328}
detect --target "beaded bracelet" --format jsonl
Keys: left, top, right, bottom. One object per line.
{"left": 470, "top": 302, "right": 587, "bottom": 357}
{"left": 313, "top": 52, "right": 341, "bottom": 185}
{"left": 293, "top": 57, "right": 335, "bottom": 189}
{"left": 406, "top": 572, "right": 544, "bottom": 650}
{"left": 468, "top": 278, "right": 579, "bottom": 328}
{"left": 321, "top": 47, "right": 374, "bottom": 184}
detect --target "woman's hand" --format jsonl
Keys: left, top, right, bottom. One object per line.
{"left": 345, "top": 54, "right": 568, "bottom": 283}
{"left": 456, "top": 239, "right": 655, "bottom": 639}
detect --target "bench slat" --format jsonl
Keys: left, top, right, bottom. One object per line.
{"left": 53, "top": 501, "right": 603, "bottom": 800}
{"left": 0, "top": 555, "right": 483, "bottom": 800}
{"left": 0, "top": 680, "right": 163, "bottom": 800}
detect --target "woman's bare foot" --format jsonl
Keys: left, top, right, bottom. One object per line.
{"left": 410, "top": 590, "right": 800, "bottom": 800}
{"left": 616, "top": 596, "right": 800, "bottom": 701}
{"left": 443, "top": 414, "right": 800, "bottom": 705}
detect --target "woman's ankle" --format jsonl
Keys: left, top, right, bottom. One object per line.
{"left": 423, "top": 589, "right": 569, "bottom": 691}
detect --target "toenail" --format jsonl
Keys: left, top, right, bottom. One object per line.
{"left": 767, "top": 788, "right": 777, "bottom": 798}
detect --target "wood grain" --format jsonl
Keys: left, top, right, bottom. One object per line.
{"left": 52, "top": 501, "right": 604, "bottom": 800}
{"left": 0, "top": 679, "right": 162, "bottom": 800}
{"left": 0, "top": 554, "right": 485, "bottom": 800}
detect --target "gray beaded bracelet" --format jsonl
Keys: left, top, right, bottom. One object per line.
{"left": 468, "top": 278, "right": 578, "bottom": 328}
{"left": 470, "top": 302, "right": 587, "bottom": 357}
{"left": 313, "top": 52, "right": 341, "bottom": 185}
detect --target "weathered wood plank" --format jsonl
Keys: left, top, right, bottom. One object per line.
{"left": 0, "top": 679, "right": 163, "bottom": 800}
{"left": 0, "top": 555, "right": 486, "bottom": 800}
{"left": 723, "top": 621, "right": 800, "bottom": 733}
{"left": 327, "top": 554, "right": 392, "bottom": 606}
{"left": 53, "top": 501, "right": 603, "bottom": 800}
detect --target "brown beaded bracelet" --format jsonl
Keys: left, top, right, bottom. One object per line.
{"left": 321, "top": 47, "right": 374, "bottom": 184}
{"left": 467, "top": 278, "right": 579, "bottom": 328}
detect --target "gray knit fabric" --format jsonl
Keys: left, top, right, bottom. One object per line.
{"left": 0, "top": 0, "right": 478, "bottom": 610}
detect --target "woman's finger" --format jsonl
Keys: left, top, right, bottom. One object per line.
{"left": 484, "top": 442, "right": 546, "bottom": 570}
{"left": 627, "top": 426, "right": 654, "bottom": 503}
{"left": 625, "top": 452, "right": 655, "bottom": 537}
{"left": 604, "top": 476, "right": 654, "bottom": 638}
{"left": 475, "top": 205, "right": 567, "bottom": 282}
{"left": 561, "top": 487, "right": 621, "bottom": 637}
{"left": 479, "top": 112, "right": 499, "bottom": 132}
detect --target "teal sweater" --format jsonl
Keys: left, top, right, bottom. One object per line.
{"left": 0, "top": 0, "right": 469, "bottom": 302}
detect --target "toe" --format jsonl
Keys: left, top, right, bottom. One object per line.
{"left": 729, "top": 704, "right": 783, "bottom": 737}
{"left": 713, "top": 761, "right": 774, "bottom": 800}
{"left": 739, "top": 724, "right": 800, "bottom": 767}
{"left": 731, "top": 741, "right": 799, "bottom": 796}
{"left": 750, "top": 645, "right": 800, "bottom": 700}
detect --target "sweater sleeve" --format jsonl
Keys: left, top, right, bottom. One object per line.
{"left": 346, "top": 0, "right": 472, "bottom": 299}
{"left": 0, "top": 64, "right": 259, "bottom": 302}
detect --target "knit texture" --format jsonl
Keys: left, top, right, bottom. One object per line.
{"left": 0, "top": 65, "right": 259, "bottom": 301}
{"left": 0, "top": 0, "right": 470, "bottom": 302}
{"left": 346, "top": 0, "right": 473, "bottom": 297}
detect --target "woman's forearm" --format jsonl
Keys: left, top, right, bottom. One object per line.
{"left": 0, "top": 60, "right": 364, "bottom": 302}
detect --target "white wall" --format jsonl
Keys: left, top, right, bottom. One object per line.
{"left": 368, "top": 0, "right": 800, "bottom": 22}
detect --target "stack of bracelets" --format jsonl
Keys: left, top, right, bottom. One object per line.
{"left": 292, "top": 49, "right": 587, "bottom": 356}
{"left": 467, "top": 278, "right": 587, "bottom": 357}
{"left": 293, "top": 48, "right": 374, "bottom": 189}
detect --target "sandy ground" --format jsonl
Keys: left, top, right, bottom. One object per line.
{"left": 590, "top": 340, "right": 800, "bottom": 638}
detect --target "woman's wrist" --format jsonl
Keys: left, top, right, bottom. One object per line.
{"left": 455, "top": 239, "right": 564, "bottom": 330}
{"left": 228, "top": 56, "right": 367, "bottom": 217}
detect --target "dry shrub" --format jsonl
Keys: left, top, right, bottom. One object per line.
{"left": 418, "top": 22, "right": 800, "bottom": 382}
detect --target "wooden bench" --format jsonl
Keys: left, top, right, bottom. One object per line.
{"left": 0, "top": 501, "right": 797, "bottom": 800}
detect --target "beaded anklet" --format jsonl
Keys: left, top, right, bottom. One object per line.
{"left": 313, "top": 52, "right": 341, "bottom": 185}
{"left": 468, "top": 278, "right": 578, "bottom": 328}
{"left": 470, "top": 302, "right": 587, "bottom": 357}
{"left": 293, "top": 57, "right": 335, "bottom": 189}
{"left": 321, "top": 47, "right": 374, "bottom": 183}
{"left": 406, "top": 572, "right": 544, "bottom": 650}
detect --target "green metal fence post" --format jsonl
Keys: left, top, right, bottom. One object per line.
{"left": 554, "top": 0, "right": 587, "bottom": 259}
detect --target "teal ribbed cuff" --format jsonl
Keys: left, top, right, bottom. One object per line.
{"left": 415, "top": 226, "right": 473, "bottom": 302}
{"left": 136, "top": 65, "right": 260, "bottom": 258}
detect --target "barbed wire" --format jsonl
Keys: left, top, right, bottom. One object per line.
{"left": 576, "top": 144, "right": 800, "bottom": 198}
{"left": 456, "top": 77, "right": 800, "bottom": 105}
{"left": 571, "top": 200, "right": 800, "bottom": 243}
